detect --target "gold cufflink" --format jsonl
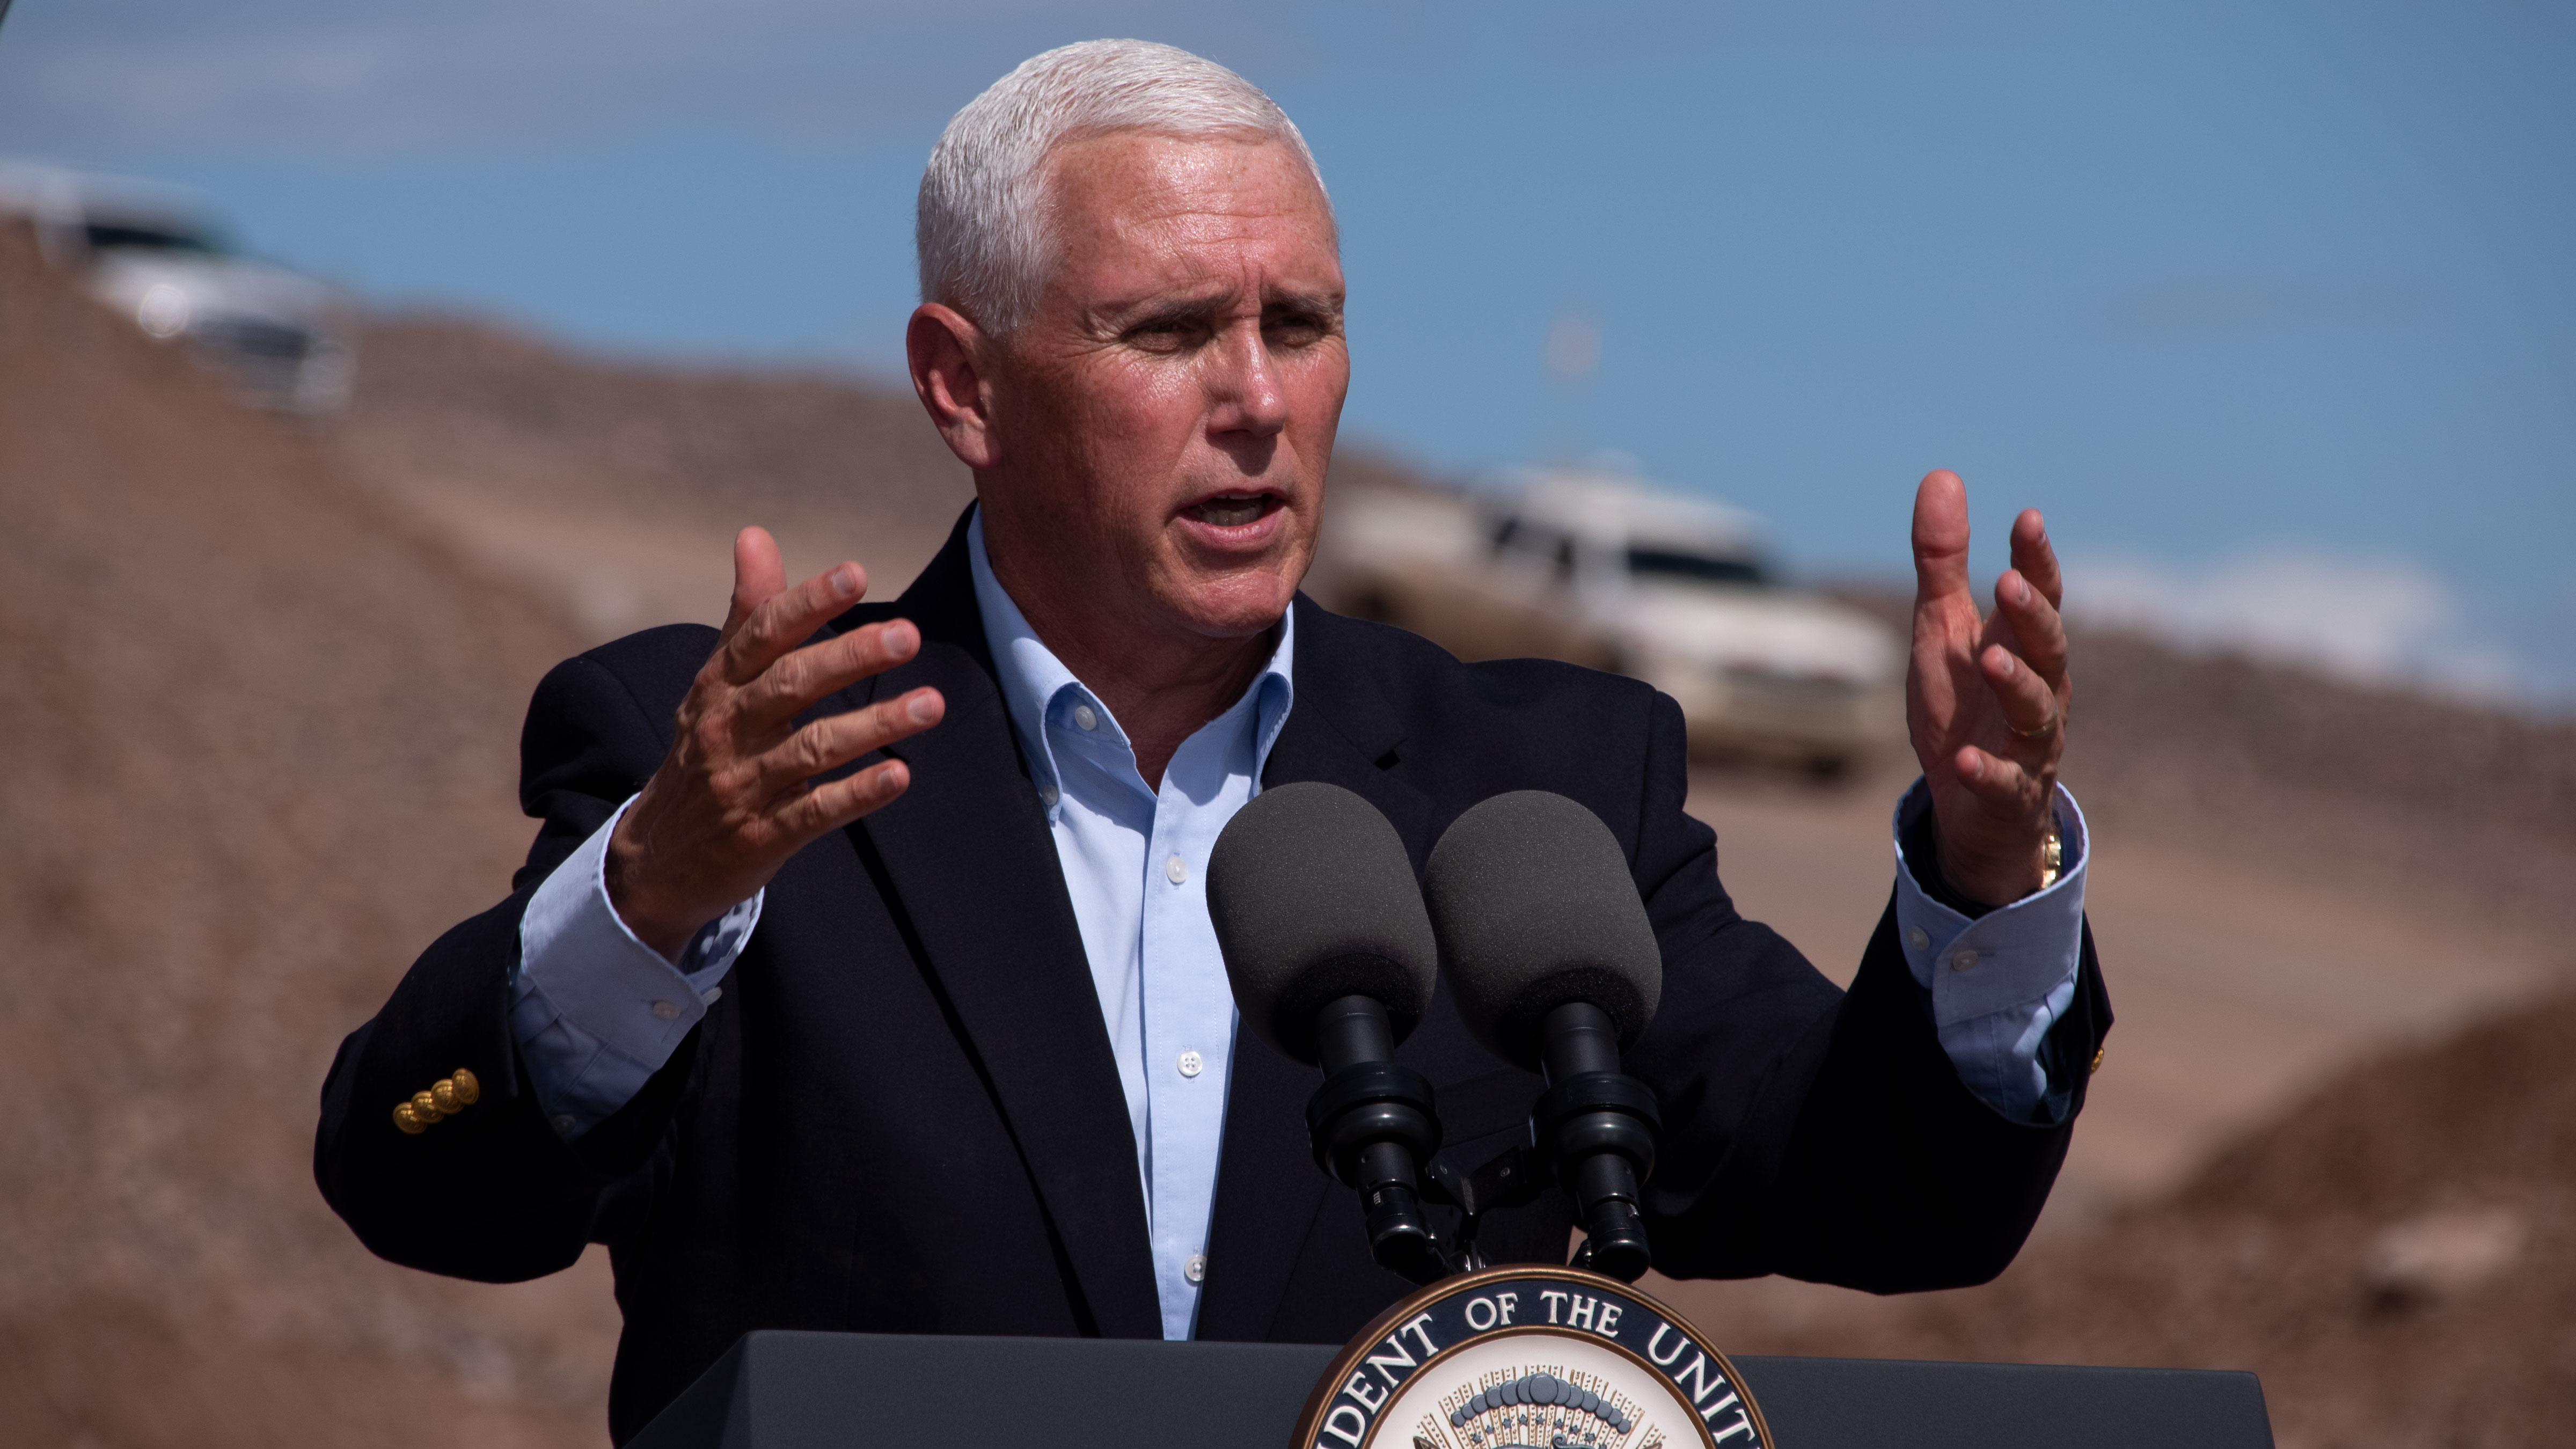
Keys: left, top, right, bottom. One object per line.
{"left": 2088, "top": 1046, "right": 2105, "bottom": 1075}
{"left": 393, "top": 1068, "right": 482, "bottom": 1135}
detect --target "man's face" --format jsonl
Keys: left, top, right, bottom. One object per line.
{"left": 978, "top": 130, "right": 1348, "bottom": 642}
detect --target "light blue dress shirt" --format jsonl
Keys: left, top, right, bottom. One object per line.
{"left": 506, "top": 513, "right": 2090, "bottom": 1339}
{"left": 962, "top": 511, "right": 1295, "bottom": 1341}
{"left": 1892, "top": 778, "right": 2089, "bottom": 1119}
{"left": 509, "top": 811, "right": 759, "bottom": 1139}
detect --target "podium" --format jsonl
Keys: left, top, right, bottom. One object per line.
{"left": 630, "top": 1329, "right": 2275, "bottom": 1448}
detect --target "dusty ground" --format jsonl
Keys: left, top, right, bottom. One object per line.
{"left": 335, "top": 314, "right": 977, "bottom": 640}
{"left": 1685, "top": 745, "right": 2565, "bottom": 1228}
{"left": 336, "top": 309, "right": 2576, "bottom": 1447}
{"left": 8, "top": 242, "right": 2572, "bottom": 1447}
{"left": 335, "top": 312, "right": 1451, "bottom": 647}
{"left": 0, "top": 228, "right": 612, "bottom": 1447}
{"left": 1666, "top": 981, "right": 2576, "bottom": 1449}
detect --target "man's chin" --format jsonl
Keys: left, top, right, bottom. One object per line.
{"left": 1158, "top": 566, "right": 1303, "bottom": 641}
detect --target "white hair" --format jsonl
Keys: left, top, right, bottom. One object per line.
{"left": 916, "top": 39, "right": 1332, "bottom": 334}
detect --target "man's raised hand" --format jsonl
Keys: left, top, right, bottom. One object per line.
{"left": 605, "top": 526, "right": 946, "bottom": 958}
{"left": 1905, "top": 471, "right": 2072, "bottom": 906}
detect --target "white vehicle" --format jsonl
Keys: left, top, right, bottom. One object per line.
{"left": 1317, "top": 465, "right": 1904, "bottom": 773}
{"left": 0, "top": 164, "right": 354, "bottom": 412}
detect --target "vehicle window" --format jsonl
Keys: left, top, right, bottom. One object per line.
{"left": 1494, "top": 517, "right": 1578, "bottom": 582}
{"left": 1626, "top": 547, "right": 1768, "bottom": 587}
{"left": 84, "top": 223, "right": 222, "bottom": 255}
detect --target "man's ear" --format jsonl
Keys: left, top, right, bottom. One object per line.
{"left": 908, "top": 303, "right": 1003, "bottom": 470}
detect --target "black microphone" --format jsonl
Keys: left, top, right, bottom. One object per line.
{"left": 1208, "top": 781, "right": 1448, "bottom": 1284}
{"left": 1424, "top": 791, "right": 1665, "bottom": 1283}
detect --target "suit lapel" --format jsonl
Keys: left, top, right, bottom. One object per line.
{"left": 1199, "top": 598, "right": 1436, "bottom": 1340}
{"left": 1261, "top": 599, "right": 1434, "bottom": 859}
{"left": 838, "top": 515, "right": 1162, "bottom": 1338}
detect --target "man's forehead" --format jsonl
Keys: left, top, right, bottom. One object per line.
{"left": 1048, "top": 131, "right": 1335, "bottom": 249}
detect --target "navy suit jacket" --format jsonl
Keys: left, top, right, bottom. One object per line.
{"left": 316, "top": 510, "right": 2109, "bottom": 1443}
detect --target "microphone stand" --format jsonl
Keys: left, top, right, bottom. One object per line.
{"left": 1314, "top": 1001, "right": 1665, "bottom": 1286}
{"left": 1531, "top": 1001, "right": 1661, "bottom": 1283}
{"left": 1306, "top": 994, "right": 1447, "bottom": 1285}
{"left": 1424, "top": 1144, "right": 1545, "bottom": 1275}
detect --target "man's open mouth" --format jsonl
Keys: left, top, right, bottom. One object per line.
{"left": 1186, "top": 493, "right": 1275, "bottom": 528}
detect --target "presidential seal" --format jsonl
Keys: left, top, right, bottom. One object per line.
{"left": 1291, "top": 1267, "right": 1771, "bottom": 1449}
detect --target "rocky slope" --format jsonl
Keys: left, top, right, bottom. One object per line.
{"left": 0, "top": 224, "right": 608, "bottom": 1447}
{"left": 1711, "top": 985, "right": 2576, "bottom": 1448}
{"left": 5, "top": 232, "right": 2569, "bottom": 1447}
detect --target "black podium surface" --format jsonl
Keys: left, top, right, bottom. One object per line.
{"left": 630, "top": 1329, "right": 2274, "bottom": 1448}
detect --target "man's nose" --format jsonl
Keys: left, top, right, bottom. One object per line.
{"left": 1208, "top": 321, "right": 1289, "bottom": 438}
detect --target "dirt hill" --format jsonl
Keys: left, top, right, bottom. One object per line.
{"left": 335, "top": 311, "right": 1447, "bottom": 645}
{"left": 1709, "top": 984, "right": 2576, "bottom": 1449}
{"left": 338, "top": 313, "right": 974, "bottom": 641}
{"left": 6, "top": 232, "right": 2572, "bottom": 1448}
{"left": 341, "top": 311, "right": 2576, "bottom": 957}
{"left": 1815, "top": 590, "right": 2576, "bottom": 953}
{"left": 0, "top": 224, "right": 606, "bottom": 1446}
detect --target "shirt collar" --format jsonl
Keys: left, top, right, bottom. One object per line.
{"left": 966, "top": 507, "right": 1296, "bottom": 818}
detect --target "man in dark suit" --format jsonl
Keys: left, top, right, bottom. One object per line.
{"left": 316, "top": 40, "right": 2106, "bottom": 1444}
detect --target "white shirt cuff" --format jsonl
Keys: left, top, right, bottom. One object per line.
{"left": 509, "top": 795, "right": 762, "bottom": 1138}
{"left": 1890, "top": 777, "right": 2089, "bottom": 1122}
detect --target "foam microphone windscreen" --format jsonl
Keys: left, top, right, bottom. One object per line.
{"left": 1208, "top": 782, "right": 1441, "bottom": 1065}
{"left": 1424, "top": 791, "right": 1663, "bottom": 1071}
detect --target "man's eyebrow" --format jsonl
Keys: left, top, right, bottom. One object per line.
{"left": 1097, "top": 288, "right": 1233, "bottom": 331}
{"left": 1262, "top": 286, "right": 1344, "bottom": 317}
{"left": 1095, "top": 283, "right": 1344, "bottom": 332}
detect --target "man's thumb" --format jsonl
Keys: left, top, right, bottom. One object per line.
{"left": 724, "top": 526, "right": 787, "bottom": 633}
{"left": 1911, "top": 471, "right": 1972, "bottom": 602}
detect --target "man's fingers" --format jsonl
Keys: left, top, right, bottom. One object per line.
{"left": 2008, "top": 509, "right": 2063, "bottom": 610}
{"left": 734, "top": 619, "right": 922, "bottom": 729}
{"left": 722, "top": 527, "right": 789, "bottom": 638}
{"left": 1952, "top": 744, "right": 2039, "bottom": 808}
{"left": 720, "top": 560, "right": 869, "bottom": 685}
{"left": 1993, "top": 568, "right": 2069, "bottom": 689}
{"left": 744, "top": 686, "right": 946, "bottom": 803}
{"left": 1910, "top": 470, "right": 1974, "bottom": 606}
{"left": 1979, "top": 642, "right": 2059, "bottom": 741}
{"left": 775, "top": 758, "right": 913, "bottom": 841}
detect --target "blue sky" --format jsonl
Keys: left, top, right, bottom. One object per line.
{"left": 5, "top": 1, "right": 2569, "bottom": 702}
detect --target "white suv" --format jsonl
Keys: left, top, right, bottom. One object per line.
{"left": 1318, "top": 465, "right": 1904, "bottom": 774}
{"left": 1, "top": 164, "right": 354, "bottom": 412}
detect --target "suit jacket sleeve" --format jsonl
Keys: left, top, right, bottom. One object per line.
{"left": 1623, "top": 692, "right": 2109, "bottom": 1293}
{"left": 313, "top": 634, "right": 713, "bottom": 1282}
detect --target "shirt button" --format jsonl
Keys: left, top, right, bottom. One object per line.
{"left": 551, "top": 1114, "right": 577, "bottom": 1135}
{"left": 1950, "top": 949, "right": 1979, "bottom": 972}
{"left": 1072, "top": 703, "right": 1099, "bottom": 731}
{"left": 699, "top": 986, "right": 723, "bottom": 1005}
{"left": 1183, "top": 1254, "right": 1208, "bottom": 1285}
{"left": 1039, "top": 782, "right": 1060, "bottom": 808}
{"left": 1905, "top": 926, "right": 1931, "bottom": 952}
{"left": 651, "top": 1000, "right": 683, "bottom": 1021}
{"left": 1166, "top": 854, "right": 1188, "bottom": 885}
{"left": 1177, "top": 1049, "right": 1204, "bottom": 1078}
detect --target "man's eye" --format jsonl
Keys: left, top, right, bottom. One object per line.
{"left": 1128, "top": 318, "right": 1206, "bottom": 348}
{"left": 1266, "top": 313, "right": 1329, "bottom": 346}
